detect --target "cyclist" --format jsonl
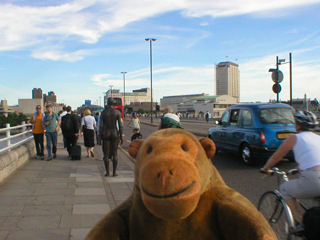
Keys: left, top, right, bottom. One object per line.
{"left": 261, "top": 110, "right": 320, "bottom": 227}
{"left": 127, "top": 112, "right": 140, "bottom": 134}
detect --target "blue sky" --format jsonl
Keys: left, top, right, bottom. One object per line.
{"left": 1, "top": 0, "right": 320, "bottom": 109}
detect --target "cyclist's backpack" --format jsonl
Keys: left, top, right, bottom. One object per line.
{"left": 303, "top": 206, "right": 320, "bottom": 240}
{"left": 131, "top": 132, "right": 142, "bottom": 141}
{"left": 61, "top": 114, "right": 73, "bottom": 137}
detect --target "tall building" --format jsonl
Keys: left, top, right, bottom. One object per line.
{"left": 32, "top": 88, "right": 42, "bottom": 99}
{"left": 216, "top": 61, "right": 240, "bottom": 99}
{"left": 44, "top": 91, "right": 57, "bottom": 104}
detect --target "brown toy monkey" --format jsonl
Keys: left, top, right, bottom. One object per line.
{"left": 86, "top": 128, "right": 277, "bottom": 240}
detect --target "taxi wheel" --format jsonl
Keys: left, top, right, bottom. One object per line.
{"left": 240, "top": 143, "right": 254, "bottom": 166}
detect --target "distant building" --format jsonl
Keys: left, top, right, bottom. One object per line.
{"left": 160, "top": 93, "right": 209, "bottom": 106}
{"left": 276, "top": 96, "right": 320, "bottom": 112}
{"left": 43, "top": 91, "right": 57, "bottom": 105}
{"left": 216, "top": 61, "right": 240, "bottom": 99}
{"left": 32, "top": 88, "right": 43, "bottom": 99}
{"left": 0, "top": 100, "right": 15, "bottom": 117}
{"left": 126, "top": 102, "right": 157, "bottom": 114}
{"left": 103, "top": 88, "right": 152, "bottom": 106}
{"left": 18, "top": 99, "right": 43, "bottom": 116}
{"left": 171, "top": 95, "right": 239, "bottom": 118}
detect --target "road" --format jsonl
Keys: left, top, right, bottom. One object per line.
{"left": 121, "top": 118, "right": 299, "bottom": 207}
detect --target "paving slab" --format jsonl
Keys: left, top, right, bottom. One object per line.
{"left": 4, "top": 229, "right": 70, "bottom": 240}
{"left": 0, "top": 130, "right": 135, "bottom": 240}
{"left": 59, "top": 214, "right": 105, "bottom": 229}
{"left": 73, "top": 204, "right": 110, "bottom": 214}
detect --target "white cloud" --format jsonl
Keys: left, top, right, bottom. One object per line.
{"left": 31, "top": 49, "right": 90, "bottom": 61}
{"left": 1, "top": 0, "right": 320, "bottom": 60}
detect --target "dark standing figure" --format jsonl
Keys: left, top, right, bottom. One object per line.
{"left": 205, "top": 111, "right": 209, "bottom": 122}
{"left": 59, "top": 106, "right": 67, "bottom": 148}
{"left": 98, "top": 98, "right": 123, "bottom": 177}
{"left": 61, "top": 106, "right": 80, "bottom": 157}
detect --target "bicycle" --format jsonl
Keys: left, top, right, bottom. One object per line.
{"left": 258, "top": 167, "right": 320, "bottom": 240}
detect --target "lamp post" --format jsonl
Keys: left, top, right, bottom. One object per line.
{"left": 121, "top": 72, "right": 127, "bottom": 117}
{"left": 109, "top": 85, "right": 113, "bottom": 98}
{"left": 145, "top": 38, "right": 156, "bottom": 123}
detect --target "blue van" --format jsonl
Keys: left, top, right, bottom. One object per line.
{"left": 208, "top": 103, "right": 296, "bottom": 165}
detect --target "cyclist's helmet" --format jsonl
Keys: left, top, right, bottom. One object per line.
{"left": 131, "top": 112, "right": 137, "bottom": 117}
{"left": 294, "top": 110, "right": 319, "bottom": 130}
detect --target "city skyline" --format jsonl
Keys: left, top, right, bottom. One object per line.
{"left": 1, "top": 0, "right": 320, "bottom": 109}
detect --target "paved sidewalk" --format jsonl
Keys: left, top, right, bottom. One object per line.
{"left": 0, "top": 135, "right": 135, "bottom": 240}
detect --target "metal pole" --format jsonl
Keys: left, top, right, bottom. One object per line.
{"left": 289, "top": 52, "right": 292, "bottom": 106}
{"left": 150, "top": 40, "right": 153, "bottom": 123}
{"left": 276, "top": 56, "right": 279, "bottom": 103}
{"left": 121, "top": 72, "right": 127, "bottom": 117}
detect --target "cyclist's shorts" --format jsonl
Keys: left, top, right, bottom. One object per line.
{"left": 280, "top": 166, "right": 320, "bottom": 199}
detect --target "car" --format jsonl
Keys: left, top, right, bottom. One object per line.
{"left": 208, "top": 103, "right": 296, "bottom": 165}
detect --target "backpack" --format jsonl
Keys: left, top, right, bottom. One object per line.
{"left": 61, "top": 114, "right": 73, "bottom": 137}
{"left": 131, "top": 132, "right": 142, "bottom": 141}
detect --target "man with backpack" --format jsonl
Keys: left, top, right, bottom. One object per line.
{"left": 61, "top": 106, "right": 80, "bottom": 157}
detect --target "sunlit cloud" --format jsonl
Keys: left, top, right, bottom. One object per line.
{"left": 1, "top": 0, "right": 319, "bottom": 60}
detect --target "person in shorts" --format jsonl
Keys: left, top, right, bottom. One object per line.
{"left": 261, "top": 110, "right": 320, "bottom": 228}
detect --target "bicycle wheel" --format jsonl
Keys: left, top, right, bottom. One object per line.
{"left": 258, "top": 191, "right": 301, "bottom": 240}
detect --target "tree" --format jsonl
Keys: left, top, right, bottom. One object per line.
{"left": 7, "top": 113, "right": 20, "bottom": 126}
{"left": 0, "top": 114, "right": 7, "bottom": 128}
{"left": 4, "top": 113, "right": 28, "bottom": 127}
{"left": 137, "top": 108, "right": 145, "bottom": 114}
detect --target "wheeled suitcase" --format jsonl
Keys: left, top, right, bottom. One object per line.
{"left": 71, "top": 145, "right": 81, "bottom": 160}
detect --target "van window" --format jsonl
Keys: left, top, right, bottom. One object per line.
{"left": 242, "top": 110, "right": 252, "bottom": 126}
{"left": 221, "top": 111, "right": 230, "bottom": 125}
{"left": 230, "top": 110, "right": 240, "bottom": 126}
{"left": 259, "top": 108, "right": 294, "bottom": 124}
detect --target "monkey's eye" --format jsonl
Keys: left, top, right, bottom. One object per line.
{"left": 181, "top": 144, "right": 188, "bottom": 152}
{"left": 147, "top": 146, "right": 153, "bottom": 154}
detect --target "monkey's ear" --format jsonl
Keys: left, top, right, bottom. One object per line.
{"left": 129, "top": 139, "right": 144, "bottom": 159}
{"left": 199, "top": 138, "right": 216, "bottom": 159}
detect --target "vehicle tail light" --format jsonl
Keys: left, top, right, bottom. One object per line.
{"left": 260, "top": 132, "right": 266, "bottom": 144}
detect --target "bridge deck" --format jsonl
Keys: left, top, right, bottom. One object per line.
{"left": 0, "top": 134, "right": 135, "bottom": 240}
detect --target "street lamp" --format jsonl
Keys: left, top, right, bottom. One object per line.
{"left": 121, "top": 72, "right": 127, "bottom": 116}
{"left": 109, "top": 85, "right": 113, "bottom": 98}
{"left": 145, "top": 38, "right": 156, "bottom": 123}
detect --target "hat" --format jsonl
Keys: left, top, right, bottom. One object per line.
{"left": 46, "top": 104, "right": 52, "bottom": 108}
{"left": 161, "top": 113, "right": 183, "bottom": 129}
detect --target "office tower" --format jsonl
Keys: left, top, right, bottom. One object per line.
{"left": 216, "top": 62, "right": 240, "bottom": 99}
{"left": 32, "top": 88, "right": 43, "bottom": 99}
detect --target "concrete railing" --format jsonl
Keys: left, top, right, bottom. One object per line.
{"left": 0, "top": 122, "right": 35, "bottom": 183}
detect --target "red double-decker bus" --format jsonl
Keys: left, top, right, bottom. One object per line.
{"left": 110, "top": 97, "right": 124, "bottom": 120}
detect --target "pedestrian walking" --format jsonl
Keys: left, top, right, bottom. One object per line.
{"left": 44, "top": 104, "right": 59, "bottom": 161}
{"left": 61, "top": 106, "right": 80, "bottom": 158}
{"left": 205, "top": 111, "right": 210, "bottom": 122}
{"left": 59, "top": 106, "right": 67, "bottom": 148}
{"left": 95, "top": 112, "right": 101, "bottom": 145}
{"left": 30, "top": 105, "right": 46, "bottom": 160}
{"left": 80, "top": 109, "right": 97, "bottom": 158}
